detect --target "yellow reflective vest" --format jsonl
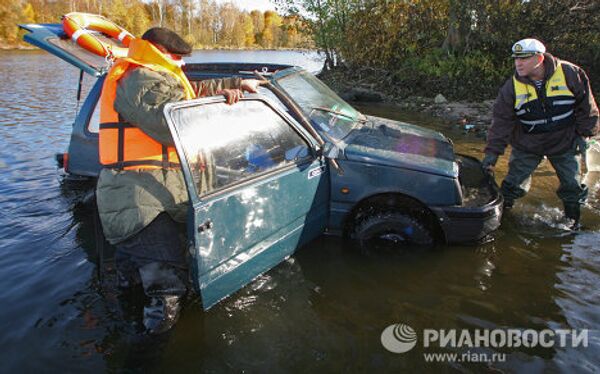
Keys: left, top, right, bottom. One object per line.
{"left": 513, "top": 63, "right": 576, "bottom": 134}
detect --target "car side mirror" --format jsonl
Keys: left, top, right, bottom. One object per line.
{"left": 322, "top": 142, "right": 340, "bottom": 159}
{"left": 284, "top": 145, "right": 310, "bottom": 161}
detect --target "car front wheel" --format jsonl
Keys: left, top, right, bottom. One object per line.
{"left": 353, "top": 211, "right": 434, "bottom": 251}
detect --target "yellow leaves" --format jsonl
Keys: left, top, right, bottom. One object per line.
{"left": 242, "top": 14, "right": 256, "bottom": 47}
{"left": 23, "top": 3, "right": 36, "bottom": 23}
{"left": 3, "top": 0, "right": 312, "bottom": 50}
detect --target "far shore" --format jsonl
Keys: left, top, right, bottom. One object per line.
{"left": 0, "top": 43, "right": 316, "bottom": 53}
{"left": 0, "top": 44, "right": 36, "bottom": 50}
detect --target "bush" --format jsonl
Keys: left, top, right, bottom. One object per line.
{"left": 390, "top": 50, "right": 512, "bottom": 100}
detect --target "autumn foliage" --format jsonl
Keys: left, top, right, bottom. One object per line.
{"left": 0, "top": 0, "right": 313, "bottom": 49}
{"left": 278, "top": 0, "right": 600, "bottom": 100}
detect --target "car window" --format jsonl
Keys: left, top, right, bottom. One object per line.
{"left": 87, "top": 101, "right": 100, "bottom": 133}
{"left": 170, "top": 100, "right": 312, "bottom": 197}
{"left": 274, "top": 69, "right": 360, "bottom": 140}
{"left": 47, "top": 36, "right": 113, "bottom": 74}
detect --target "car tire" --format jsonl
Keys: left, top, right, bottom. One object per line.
{"left": 353, "top": 211, "right": 434, "bottom": 251}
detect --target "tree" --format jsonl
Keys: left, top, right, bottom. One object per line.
{"left": 250, "top": 10, "right": 264, "bottom": 45}
{"left": 261, "top": 10, "right": 282, "bottom": 48}
{"left": 3, "top": 0, "right": 311, "bottom": 50}
{"left": 242, "top": 13, "right": 255, "bottom": 47}
{"left": 0, "top": 1, "right": 25, "bottom": 44}
{"left": 276, "top": 0, "right": 361, "bottom": 69}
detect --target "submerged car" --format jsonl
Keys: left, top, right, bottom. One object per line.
{"left": 21, "top": 23, "right": 502, "bottom": 309}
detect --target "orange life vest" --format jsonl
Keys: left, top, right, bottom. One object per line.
{"left": 99, "top": 38, "right": 196, "bottom": 170}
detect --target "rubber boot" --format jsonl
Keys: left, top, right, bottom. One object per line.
{"left": 115, "top": 250, "right": 142, "bottom": 289}
{"left": 117, "top": 269, "right": 142, "bottom": 289}
{"left": 563, "top": 203, "right": 581, "bottom": 230}
{"left": 139, "top": 262, "right": 187, "bottom": 335}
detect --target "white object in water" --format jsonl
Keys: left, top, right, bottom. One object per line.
{"left": 586, "top": 139, "right": 600, "bottom": 171}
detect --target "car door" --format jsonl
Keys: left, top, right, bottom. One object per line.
{"left": 164, "top": 95, "right": 330, "bottom": 310}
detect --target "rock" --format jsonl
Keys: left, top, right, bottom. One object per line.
{"left": 434, "top": 94, "right": 448, "bottom": 104}
{"left": 339, "top": 88, "right": 384, "bottom": 103}
{"left": 339, "top": 91, "right": 357, "bottom": 102}
{"left": 352, "top": 88, "right": 384, "bottom": 102}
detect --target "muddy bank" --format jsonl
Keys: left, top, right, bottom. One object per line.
{"left": 319, "top": 68, "right": 496, "bottom": 137}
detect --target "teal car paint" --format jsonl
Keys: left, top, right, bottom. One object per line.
{"left": 165, "top": 98, "right": 329, "bottom": 309}
{"left": 22, "top": 24, "right": 503, "bottom": 310}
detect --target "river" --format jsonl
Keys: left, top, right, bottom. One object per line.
{"left": 0, "top": 49, "right": 599, "bottom": 372}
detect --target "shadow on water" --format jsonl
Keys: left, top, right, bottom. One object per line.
{"left": 2, "top": 53, "right": 600, "bottom": 371}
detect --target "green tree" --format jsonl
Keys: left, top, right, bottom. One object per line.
{"left": 276, "top": 0, "right": 360, "bottom": 68}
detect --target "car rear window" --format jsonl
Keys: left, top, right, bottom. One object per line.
{"left": 47, "top": 35, "right": 113, "bottom": 72}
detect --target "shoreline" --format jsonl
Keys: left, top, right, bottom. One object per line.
{"left": 191, "top": 46, "right": 317, "bottom": 52}
{"left": 0, "top": 44, "right": 36, "bottom": 51}
{"left": 319, "top": 69, "right": 495, "bottom": 137}
{"left": 0, "top": 43, "right": 316, "bottom": 53}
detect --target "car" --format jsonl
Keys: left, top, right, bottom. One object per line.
{"left": 21, "top": 23, "right": 503, "bottom": 309}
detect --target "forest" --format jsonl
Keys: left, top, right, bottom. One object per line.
{"left": 2, "top": 0, "right": 599, "bottom": 100}
{"left": 0, "top": 0, "right": 313, "bottom": 49}
{"left": 278, "top": 0, "right": 600, "bottom": 100}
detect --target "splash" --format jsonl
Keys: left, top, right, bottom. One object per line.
{"left": 585, "top": 140, "right": 600, "bottom": 172}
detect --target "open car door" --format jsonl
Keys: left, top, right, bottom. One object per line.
{"left": 164, "top": 95, "right": 330, "bottom": 310}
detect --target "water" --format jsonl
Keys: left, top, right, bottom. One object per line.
{"left": 1, "top": 50, "right": 600, "bottom": 372}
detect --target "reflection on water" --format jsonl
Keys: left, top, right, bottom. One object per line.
{"left": 1, "top": 51, "right": 599, "bottom": 371}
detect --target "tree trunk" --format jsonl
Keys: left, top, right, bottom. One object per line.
{"left": 442, "top": 0, "right": 462, "bottom": 54}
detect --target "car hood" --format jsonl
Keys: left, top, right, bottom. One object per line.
{"left": 342, "top": 115, "right": 458, "bottom": 178}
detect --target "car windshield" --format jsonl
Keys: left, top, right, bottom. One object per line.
{"left": 274, "top": 69, "right": 361, "bottom": 140}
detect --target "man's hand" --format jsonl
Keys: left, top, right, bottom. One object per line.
{"left": 240, "top": 79, "right": 265, "bottom": 93}
{"left": 574, "top": 136, "right": 589, "bottom": 155}
{"left": 481, "top": 153, "right": 499, "bottom": 173}
{"left": 217, "top": 89, "right": 244, "bottom": 105}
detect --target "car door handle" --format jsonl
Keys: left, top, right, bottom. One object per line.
{"left": 197, "top": 220, "right": 213, "bottom": 233}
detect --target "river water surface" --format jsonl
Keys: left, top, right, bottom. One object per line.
{"left": 1, "top": 50, "right": 599, "bottom": 372}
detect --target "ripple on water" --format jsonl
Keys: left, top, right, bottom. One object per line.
{"left": 551, "top": 232, "right": 600, "bottom": 372}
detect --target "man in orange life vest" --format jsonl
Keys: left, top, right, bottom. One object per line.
{"left": 96, "top": 27, "right": 263, "bottom": 334}
{"left": 482, "top": 38, "right": 599, "bottom": 228}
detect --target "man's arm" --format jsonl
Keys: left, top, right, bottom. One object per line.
{"left": 565, "top": 64, "right": 600, "bottom": 138}
{"left": 193, "top": 78, "right": 265, "bottom": 104}
{"left": 195, "top": 77, "right": 242, "bottom": 97}
{"left": 114, "top": 67, "right": 185, "bottom": 146}
{"left": 484, "top": 79, "right": 517, "bottom": 157}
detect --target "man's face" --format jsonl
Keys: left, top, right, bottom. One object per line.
{"left": 514, "top": 54, "right": 543, "bottom": 78}
{"left": 153, "top": 43, "right": 185, "bottom": 66}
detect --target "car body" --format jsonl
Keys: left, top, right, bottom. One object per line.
{"left": 21, "top": 23, "right": 503, "bottom": 309}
